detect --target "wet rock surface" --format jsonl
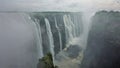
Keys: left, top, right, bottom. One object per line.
{"left": 81, "top": 11, "right": 120, "bottom": 68}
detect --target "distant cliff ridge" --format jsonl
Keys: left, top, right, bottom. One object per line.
{"left": 81, "top": 11, "right": 120, "bottom": 68}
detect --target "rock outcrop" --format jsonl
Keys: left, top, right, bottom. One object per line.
{"left": 81, "top": 11, "right": 120, "bottom": 68}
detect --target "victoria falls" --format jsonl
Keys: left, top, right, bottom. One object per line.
{"left": 0, "top": 10, "right": 120, "bottom": 68}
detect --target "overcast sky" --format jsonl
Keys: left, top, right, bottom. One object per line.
{"left": 0, "top": 0, "right": 120, "bottom": 12}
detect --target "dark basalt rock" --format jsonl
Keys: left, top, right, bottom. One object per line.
{"left": 80, "top": 11, "right": 120, "bottom": 68}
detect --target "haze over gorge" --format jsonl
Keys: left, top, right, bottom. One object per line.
{"left": 0, "top": 10, "right": 119, "bottom": 68}
{"left": 0, "top": 0, "right": 120, "bottom": 68}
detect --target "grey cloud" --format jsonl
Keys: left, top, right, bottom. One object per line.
{"left": 0, "top": 0, "right": 119, "bottom": 12}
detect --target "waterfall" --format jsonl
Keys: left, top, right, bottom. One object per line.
{"left": 68, "top": 15, "right": 76, "bottom": 37}
{"left": 30, "top": 18, "right": 44, "bottom": 58}
{"left": 72, "top": 15, "right": 81, "bottom": 37}
{"left": 44, "top": 18, "right": 55, "bottom": 61}
{"left": 54, "top": 17, "right": 63, "bottom": 51}
{"left": 81, "top": 12, "right": 95, "bottom": 49}
{"left": 63, "top": 15, "right": 73, "bottom": 43}
{"left": 63, "top": 14, "right": 77, "bottom": 46}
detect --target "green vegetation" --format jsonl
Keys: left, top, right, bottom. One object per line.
{"left": 37, "top": 53, "right": 58, "bottom": 68}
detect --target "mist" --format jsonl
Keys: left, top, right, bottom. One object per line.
{"left": 0, "top": 13, "right": 38, "bottom": 68}
{"left": 0, "top": 0, "right": 119, "bottom": 68}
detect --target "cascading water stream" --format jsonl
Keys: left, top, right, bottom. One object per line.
{"left": 63, "top": 14, "right": 79, "bottom": 47}
{"left": 44, "top": 18, "right": 55, "bottom": 62}
{"left": 68, "top": 15, "right": 76, "bottom": 37}
{"left": 73, "top": 15, "right": 81, "bottom": 37}
{"left": 30, "top": 18, "right": 44, "bottom": 58}
{"left": 54, "top": 17, "right": 63, "bottom": 51}
{"left": 63, "top": 15, "right": 74, "bottom": 45}
{"left": 34, "top": 19, "right": 44, "bottom": 58}
{"left": 81, "top": 12, "right": 95, "bottom": 49}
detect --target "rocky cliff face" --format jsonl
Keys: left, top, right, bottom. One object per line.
{"left": 81, "top": 11, "right": 120, "bottom": 68}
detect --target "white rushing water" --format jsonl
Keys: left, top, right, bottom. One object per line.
{"left": 31, "top": 19, "right": 44, "bottom": 58}
{"left": 81, "top": 12, "right": 95, "bottom": 49}
{"left": 44, "top": 18, "right": 55, "bottom": 61}
{"left": 63, "top": 14, "right": 81, "bottom": 47}
{"left": 63, "top": 15, "right": 74, "bottom": 45}
{"left": 54, "top": 16, "right": 63, "bottom": 51}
